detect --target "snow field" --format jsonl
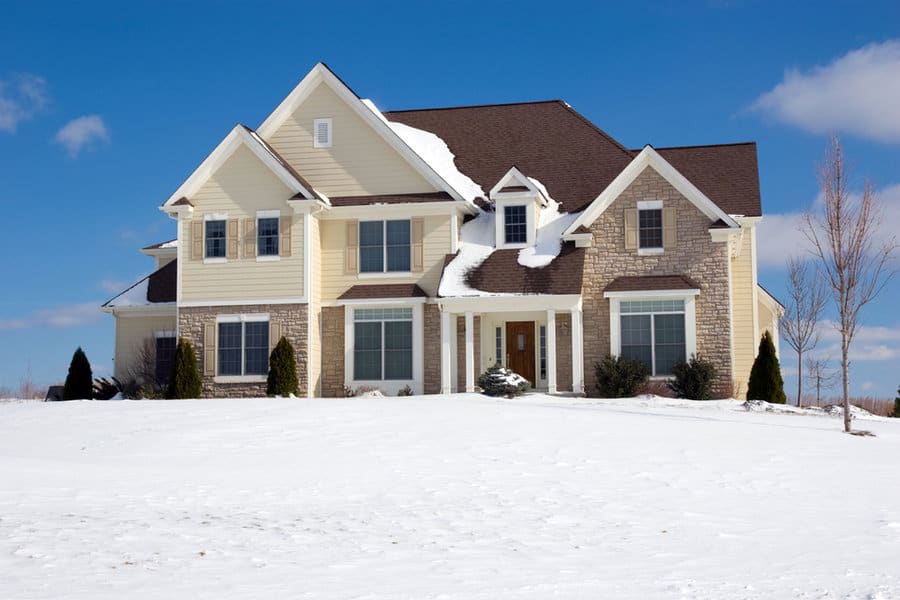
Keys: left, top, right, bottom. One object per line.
{"left": 1, "top": 394, "right": 899, "bottom": 599}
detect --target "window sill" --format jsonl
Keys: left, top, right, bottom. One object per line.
{"left": 256, "top": 255, "right": 281, "bottom": 262}
{"left": 358, "top": 271, "right": 413, "bottom": 279}
{"left": 637, "top": 247, "right": 664, "bottom": 256}
{"left": 203, "top": 257, "right": 227, "bottom": 264}
{"left": 214, "top": 375, "right": 267, "bottom": 384}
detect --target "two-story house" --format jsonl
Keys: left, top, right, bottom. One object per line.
{"left": 102, "top": 63, "right": 782, "bottom": 399}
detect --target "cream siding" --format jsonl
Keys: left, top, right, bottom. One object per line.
{"left": 731, "top": 225, "right": 756, "bottom": 398}
{"left": 757, "top": 291, "right": 781, "bottom": 358}
{"left": 180, "top": 144, "right": 304, "bottom": 302}
{"left": 113, "top": 313, "right": 177, "bottom": 381}
{"left": 266, "top": 83, "right": 437, "bottom": 197}
{"left": 308, "top": 215, "right": 323, "bottom": 396}
{"left": 319, "top": 215, "right": 451, "bottom": 300}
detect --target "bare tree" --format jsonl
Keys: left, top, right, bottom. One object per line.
{"left": 803, "top": 136, "right": 898, "bottom": 433}
{"left": 780, "top": 256, "right": 827, "bottom": 408}
{"left": 805, "top": 355, "right": 838, "bottom": 406}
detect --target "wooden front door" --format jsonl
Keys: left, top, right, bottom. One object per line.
{"left": 506, "top": 321, "right": 535, "bottom": 387}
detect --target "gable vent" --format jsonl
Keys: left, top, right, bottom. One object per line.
{"left": 313, "top": 117, "right": 332, "bottom": 148}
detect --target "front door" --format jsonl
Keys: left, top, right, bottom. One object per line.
{"left": 506, "top": 321, "right": 535, "bottom": 387}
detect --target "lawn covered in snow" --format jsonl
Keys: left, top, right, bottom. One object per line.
{"left": 1, "top": 394, "right": 899, "bottom": 599}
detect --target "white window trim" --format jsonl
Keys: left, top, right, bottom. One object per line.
{"left": 313, "top": 117, "right": 333, "bottom": 148}
{"left": 637, "top": 200, "right": 664, "bottom": 254}
{"left": 214, "top": 313, "right": 270, "bottom": 382}
{"left": 344, "top": 303, "right": 423, "bottom": 394}
{"left": 154, "top": 330, "right": 176, "bottom": 339}
{"left": 358, "top": 219, "right": 412, "bottom": 274}
{"left": 607, "top": 294, "right": 697, "bottom": 378}
{"left": 256, "top": 210, "right": 282, "bottom": 262}
{"left": 495, "top": 201, "right": 535, "bottom": 249}
{"left": 203, "top": 212, "right": 229, "bottom": 263}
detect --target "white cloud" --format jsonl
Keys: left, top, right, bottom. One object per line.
{"left": 0, "top": 74, "right": 48, "bottom": 133}
{"left": 812, "top": 320, "right": 900, "bottom": 362}
{"left": 99, "top": 278, "right": 129, "bottom": 294}
{"left": 54, "top": 115, "right": 109, "bottom": 157}
{"left": 0, "top": 302, "right": 103, "bottom": 330}
{"left": 751, "top": 40, "right": 900, "bottom": 143}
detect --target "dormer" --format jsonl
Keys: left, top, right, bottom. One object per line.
{"left": 490, "top": 167, "right": 548, "bottom": 249}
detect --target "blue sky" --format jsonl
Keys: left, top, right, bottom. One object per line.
{"left": 1, "top": 0, "right": 898, "bottom": 398}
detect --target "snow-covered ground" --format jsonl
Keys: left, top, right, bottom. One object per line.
{"left": 2, "top": 394, "right": 899, "bottom": 599}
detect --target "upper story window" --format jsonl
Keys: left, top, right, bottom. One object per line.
{"left": 205, "top": 219, "right": 226, "bottom": 258}
{"left": 504, "top": 205, "right": 527, "bottom": 244}
{"left": 313, "top": 118, "right": 332, "bottom": 148}
{"left": 637, "top": 200, "right": 664, "bottom": 251}
{"left": 257, "top": 216, "right": 280, "bottom": 256}
{"left": 359, "top": 220, "right": 411, "bottom": 273}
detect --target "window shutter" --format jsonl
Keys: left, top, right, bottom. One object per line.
{"left": 244, "top": 218, "right": 256, "bottom": 258}
{"left": 624, "top": 209, "right": 638, "bottom": 250}
{"left": 663, "top": 208, "right": 677, "bottom": 249}
{"left": 269, "top": 322, "right": 282, "bottom": 356}
{"left": 411, "top": 217, "right": 424, "bottom": 273}
{"left": 280, "top": 216, "right": 292, "bottom": 258}
{"left": 203, "top": 323, "right": 216, "bottom": 377}
{"left": 345, "top": 220, "right": 358, "bottom": 274}
{"left": 191, "top": 220, "right": 203, "bottom": 260}
{"left": 226, "top": 218, "right": 239, "bottom": 260}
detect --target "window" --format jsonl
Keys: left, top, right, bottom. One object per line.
{"left": 155, "top": 335, "right": 176, "bottom": 386}
{"left": 205, "top": 219, "right": 226, "bottom": 258}
{"left": 620, "top": 299, "right": 685, "bottom": 376}
{"left": 359, "top": 220, "right": 410, "bottom": 273}
{"left": 638, "top": 208, "right": 663, "bottom": 250}
{"left": 539, "top": 325, "right": 547, "bottom": 380}
{"left": 257, "top": 217, "right": 279, "bottom": 256}
{"left": 218, "top": 320, "right": 269, "bottom": 376}
{"left": 353, "top": 308, "right": 413, "bottom": 380}
{"left": 495, "top": 326, "right": 503, "bottom": 366}
{"left": 504, "top": 205, "right": 527, "bottom": 244}
{"left": 313, "top": 118, "right": 332, "bottom": 148}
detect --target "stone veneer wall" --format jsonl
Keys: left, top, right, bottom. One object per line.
{"left": 423, "top": 304, "right": 441, "bottom": 394}
{"left": 581, "top": 167, "right": 733, "bottom": 396}
{"left": 456, "top": 315, "right": 481, "bottom": 392}
{"left": 178, "top": 303, "right": 308, "bottom": 398}
{"left": 321, "top": 306, "right": 346, "bottom": 397}
{"left": 555, "top": 313, "right": 573, "bottom": 392}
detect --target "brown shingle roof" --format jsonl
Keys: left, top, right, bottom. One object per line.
{"left": 338, "top": 284, "right": 427, "bottom": 300}
{"left": 604, "top": 274, "right": 700, "bottom": 293}
{"left": 329, "top": 192, "right": 452, "bottom": 207}
{"left": 142, "top": 239, "right": 177, "bottom": 251}
{"left": 462, "top": 243, "right": 585, "bottom": 295}
{"left": 147, "top": 260, "right": 177, "bottom": 303}
{"left": 172, "top": 197, "right": 193, "bottom": 207}
{"left": 385, "top": 101, "right": 635, "bottom": 213}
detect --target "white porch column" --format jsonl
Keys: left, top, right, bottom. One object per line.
{"left": 546, "top": 309, "right": 557, "bottom": 394}
{"left": 465, "top": 311, "right": 475, "bottom": 393}
{"left": 571, "top": 309, "right": 584, "bottom": 394}
{"left": 440, "top": 308, "right": 453, "bottom": 394}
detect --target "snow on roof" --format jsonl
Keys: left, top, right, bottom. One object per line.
{"left": 517, "top": 178, "right": 578, "bottom": 269}
{"left": 103, "top": 278, "right": 151, "bottom": 308}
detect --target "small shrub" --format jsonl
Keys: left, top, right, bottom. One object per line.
{"left": 341, "top": 385, "right": 356, "bottom": 398}
{"left": 397, "top": 385, "right": 414, "bottom": 397}
{"left": 478, "top": 363, "right": 529, "bottom": 398}
{"left": 167, "top": 338, "right": 202, "bottom": 399}
{"left": 593, "top": 354, "right": 649, "bottom": 398}
{"left": 668, "top": 355, "right": 717, "bottom": 400}
{"left": 63, "top": 347, "right": 93, "bottom": 400}
{"left": 747, "top": 331, "right": 786, "bottom": 404}
{"left": 266, "top": 336, "right": 299, "bottom": 397}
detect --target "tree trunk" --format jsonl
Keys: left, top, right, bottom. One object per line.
{"left": 842, "top": 337, "right": 851, "bottom": 433}
{"left": 797, "top": 349, "right": 803, "bottom": 408}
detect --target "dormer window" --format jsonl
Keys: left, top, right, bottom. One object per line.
{"left": 504, "top": 205, "right": 528, "bottom": 244}
{"left": 313, "top": 118, "right": 332, "bottom": 148}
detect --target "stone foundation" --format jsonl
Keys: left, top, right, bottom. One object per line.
{"left": 321, "top": 306, "right": 346, "bottom": 397}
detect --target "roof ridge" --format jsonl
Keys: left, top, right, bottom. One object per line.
{"left": 557, "top": 102, "right": 635, "bottom": 160}
{"left": 385, "top": 99, "right": 565, "bottom": 113}
{"left": 643, "top": 141, "right": 758, "bottom": 151}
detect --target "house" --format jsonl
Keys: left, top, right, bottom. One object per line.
{"left": 102, "top": 63, "right": 782, "bottom": 399}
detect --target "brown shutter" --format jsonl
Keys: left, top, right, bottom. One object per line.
{"left": 411, "top": 217, "right": 424, "bottom": 272}
{"left": 226, "top": 218, "right": 239, "bottom": 260}
{"left": 663, "top": 207, "right": 677, "bottom": 249}
{"left": 279, "top": 216, "right": 292, "bottom": 258}
{"left": 624, "top": 209, "right": 638, "bottom": 250}
{"left": 244, "top": 218, "right": 256, "bottom": 258}
{"left": 191, "top": 220, "right": 203, "bottom": 260}
{"left": 345, "top": 220, "right": 358, "bottom": 274}
{"left": 203, "top": 323, "right": 216, "bottom": 377}
{"left": 268, "top": 322, "right": 282, "bottom": 356}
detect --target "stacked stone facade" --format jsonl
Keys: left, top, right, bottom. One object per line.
{"left": 554, "top": 313, "right": 573, "bottom": 392}
{"left": 581, "top": 167, "right": 733, "bottom": 396}
{"left": 178, "top": 303, "right": 308, "bottom": 398}
{"left": 423, "top": 304, "right": 442, "bottom": 394}
{"left": 320, "top": 306, "right": 346, "bottom": 397}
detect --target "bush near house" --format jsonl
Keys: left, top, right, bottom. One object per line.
{"left": 397, "top": 385, "right": 414, "bottom": 397}
{"left": 892, "top": 387, "right": 900, "bottom": 418}
{"left": 63, "top": 347, "right": 93, "bottom": 400}
{"left": 167, "top": 338, "right": 202, "bottom": 399}
{"left": 668, "top": 355, "right": 717, "bottom": 400}
{"left": 747, "top": 331, "right": 786, "bottom": 404}
{"left": 478, "top": 364, "right": 529, "bottom": 398}
{"left": 593, "top": 354, "right": 649, "bottom": 398}
{"left": 266, "top": 336, "right": 299, "bottom": 397}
